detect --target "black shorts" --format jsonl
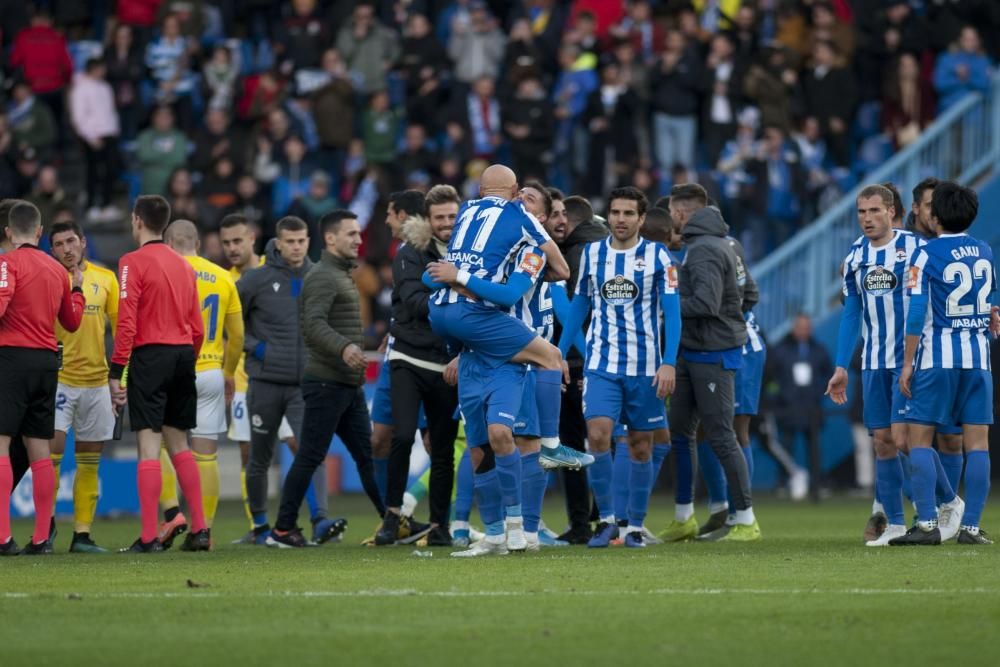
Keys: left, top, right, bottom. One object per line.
{"left": 128, "top": 344, "right": 197, "bottom": 432}
{"left": 0, "top": 347, "right": 59, "bottom": 439}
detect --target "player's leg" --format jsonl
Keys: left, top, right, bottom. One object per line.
{"left": 936, "top": 431, "right": 964, "bottom": 499}
{"left": 186, "top": 370, "right": 225, "bottom": 532}
{"left": 557, "top": 362, "right": 593, "bottom": 544}
{"left": 955, "top": 369, "right": 992, "bottom": 544}
{"left": 651, "top": 426, "right": 672, "bottom": 484}
{"left": 513, "top": 369, "right": 549, "bottom": 549}
{"left": 228, "top": 389, "right": 256, "bottom": 543}
{"left": 697, "top": 427, "right": 730, "bottom": 535}
{"left": 370, "top": 361, "right": 394, "bottom": 504}
{"left": 862, "top": 370, "right": 908, "bottom": 545}
{"left": 0, "top": 433, "right": 16, "bottom": 550}
{"left": 623, "top": 428, "right": 654, "bottom": 548}
{"left": 611, "top": 425, "right": 630, "bottom": 539}
{"left": 581, "top": 370, "right": 623, "bottom": 547}
{"left": 49, "top": 387, "right": 73, "bottom": 509}
{"left": 420, "top": 375, "right": 459, "bottom": 547}
{"left": 662, "top": 357, "right": 700, "bottom": 541}
{"left": 67, "top": 386, "right": 114, "bottom": 553}
{"left": 245, "top": 380, "right": 285, "bottom": 536}
{"left": 283, "top": 391, "right": 331, "bottom": 535}
{"left": 865, "top": 427, "right": 907, "bottom": 546}
{"left": 452, "top": 427, "right": 476, "bottom": 546}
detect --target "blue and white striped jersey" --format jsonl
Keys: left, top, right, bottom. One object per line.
{"left": 433, "top": 196, "right": 550, "bottom": 308}
{"left": 743, "top": 311, "right": 765, "bottom": 354}
{"left": 908, "top": 233, "right": 996, "bottom": 370}
{"left": 842, "top": 229, "right": 924, "bottom": 369}
{"left": 576, "top": 238, "right": 678, "bottom": 376}
{"left": 508, "top": 246, "right": 555, "bottom": 341}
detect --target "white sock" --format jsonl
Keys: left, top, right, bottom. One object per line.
{"left": 709, "top": 501, "right": 729, "bottom": 515}
{"left": 626, "top": 525, "right": 642, "bottom": 534}
{"left": 540, "top": 437, "right": 559, "bottom": 450}
{"left": 962, "top": 525, "right": 979, "bottom": 535}
{"left": 675, "top": 503, "right": 694, "bottom": 522}
{"left": 735, "top": 508, "right": 756, "bottom": 525}
{"left": 600, "top": 514, "right": 615, "bottom": 525}
{"left": 451, "top": 520, "right": 470, "bottom": 532}
{"left": 872, "top": 500, "right": 885, "bottom": 515}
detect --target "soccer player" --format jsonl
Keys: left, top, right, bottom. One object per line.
{"left": 894, "top": 182, "right": 994, "bottom": 545}
{"left": 48, "top": 221, "right": 118, "bottom": 553}
{"left": 0, "top": 202, "right": 85, "bottom": 555}
{"left": 825, "top": 185, "right": 924, "bottom": 546}
{"left": 559, "top": 186, "right": 680, "bottom": 548}
{"left": 160, "top": 220, "right": 243, "bottom": 542}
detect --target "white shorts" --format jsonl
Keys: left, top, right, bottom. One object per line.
{"left": 55, "top": 384, "right": 115, "bottom": 442}
{"left": 192, "top": 369, "right": 227, "bottom": 439}
{"left": 228, "top": 392, "right": 293, "bottom": 442}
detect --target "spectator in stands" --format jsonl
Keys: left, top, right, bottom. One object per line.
{"left": 856, "top": 0, "right": 928, "bottom": 103}
{"left": 200, "top": 157, "right": 240, "bottom": 229}
{"left": 933, "top": 25, "right": 993, "bottom": 112}
{"left": 273, "top": 0, "right": 329, "bottom": 71}
{"left": 312, "top": 48, "right": 355, "bottom": 189}
{"left": 728, "top": 4, "right": 761, "bottom": 62}
{"left": 0, "top": 115, "right": 17, "bottom": 198}
{"left": 744, "top": 45, "right": 797, "bottom": 132}
{"left": 502, "top": 19, "right": 545, "bottom": 89}
{"left": 504, "top": 74, "right": 555, "bottom": 184}
{"left": 26, "top": 164, "right": 67, "bottom": 226}
{"left": 361, "top": 90, "right": 401, "bottom": 169}
{"left": 202, "top": 42, "right": 240, "bottom": 111}
{"left": 716, "top": 106, "right": 759, "bottom": 234}
{"left": 156, "top": 0, "right": 206, "bottom": 41}
{"left": 800, "top": 40, "right": 856, "bottom": 168}
{"left": 450, "top": 74, "right": 502, "bottom": 162}
{"left": 882, "top": 52, "right": 936, "bottom": 149}
{"left": 69, "top": 58, "right": 121, "bottom": 225}
{"left": 237, "top": 68, "right": 286, "bottom": 125}
{"left": 7, "top": 80, "right": 57, "bottom": 161}
{"left": 701, "top": 32, "right": 745, "bottom": 165}
{"left": 104, "top": 24, "right": 144, "bottom": 140}
{"left": 145, "top": 14, "right": 198, "bottom": 130}
{"left": 191, "top": 108, "right": 246, "bottom": 177}
{"left": 116, "top": 0, "right": 161, "bottom": 44}
{"left": 745, "top": 124, "right": 805, "bottom": 256}
{"left": 288, "top": 171, "right": 338, "bottom": 261}
{"left": 269, "top": 135, "right": 316, "bottom": 218}
{"left": 650, "top": 30, "right": 702, "bottom": 173}
{"left": 608, "top": 0, "right": 664, "bottom": 65}
{"left": 582, "top": 60, "right": 638, "bottom": 199}
{"left": 8, "top": 8, "right": 73, "bottom": 135}
{"left": 551, "top": 42, "right": 597, "bottom": 185}
{"left": 792, "top": 116, "right": 838, "bottom": 222}
{"left": 335, "top": 2, "right": 399, "bottom": 95}
{"left": 136, "top": 105, "right": 188, "bottom": 196}
{"left": 165, "top": 167, "right": 206, "bottom": 225}
{"left": 227, "top": 174, "right": 270, "bottom": 242}
{"left": 449, "top": 1, "right": 506, "bottom": 85}
{"left": 806, "top": 1, "right": 854, "bottom": 62}
{"left": 398, "top": 13, "right": 450, "bottom": 95}
{"left": 398, "top": 123, "right": 438, "bottom": 186}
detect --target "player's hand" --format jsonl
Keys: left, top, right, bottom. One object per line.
{"left": 653, "top": 364, "right": 676, "bottom": 400}
{"left": 109, "top": 379, "right": 126, "bottom": 414}
{"left": 443, "top": 357, "right": 459, "bottom": 386}
{"left": 825, "top": 367, "right": 849, "bottom": 405}
{"left": 342, "top": 343, "right": 367, "bottom": 371}
{"left": 426, "top": 261, "right": 459, "bottom": 285}
{"left": 899, "top": 365, "right": 914, "bottom": 399}
{"left": 377, "top": 333, "right": 389, "bottom": 354}
{"left": 560, "top": 359, "right": 570, "bottom": 390}
{"left": 71, "top": 267, "right": 84, "bottom": 290}
{"left": 990, "top": 306, "right": 1000, "bottom": 338}
{"left": 224, "top": 375, "right": 235, "bottom": 405}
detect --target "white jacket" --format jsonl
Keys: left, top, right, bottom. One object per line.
{"left": 69, "top": 73, "right": 120, "bottom": 143}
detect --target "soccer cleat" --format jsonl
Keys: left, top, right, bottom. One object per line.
{"left": 641, "top": 526, "right": 663, "bottom": 545}
{"left": 450, "top": 535, "right": 508, "bottom": 557}
{"left": 266, "top": 527, "right": 310, "bottom": 548}
{"left": 888, "top": 522, "right": 941, "bottom": 546}
{"left": 524, "top": 532, "right": 541, "bottom": 552}
{"left": 20, "top": 540, "right": 53, "bottom": 555}
{"left": 720, "top": 521, "right": 762, "bottom": 542}
{"left": 697, "top": 523, "right": 732, "bottom": 542}
{"left": 863, "top": 512, "right": 888, "bottom": 542}
{"left": 468, "top": 526, "right": 486, "bottom": 542}
{"left": 121, "top": 537, "right": 164, "bottom": 553}
{"left": 937, "top": 496, "right": 965, "bottom": 542}
{"left": 180, "top": 529, "right": 212, "bottom": 552}
{"left": 0, "top": 538, "right": 21, "bottom": 556}
{"left": 957, "top": 528, "right": 993, "bottom": 545}
{"left": 538, "top": 530, "right": 569, "bottom": 547}
{"left": 587, "top": 521, "right": 619, "bottom": 548}
{"left": 506, "top": 517, "right": 528, "bottom": 552}
{"left": 658, "top": 516, "right": 698, "bottom": 542}
{"left": 398, "top": 516, "right": 433, "bottom": 545}
{"left": 312, "top": 517, "right": 348, "bottom": 545}
{"left": 374, "top": 513, "right": 400, "bottom": 546}
{"left": 624, "top": 530, "right": 645, "bottom": 548}
{"left": 231, "top": 530, "right": 257, "bottom": 545}
{"left": 866, "top": 524, "right": 907, "bottom": 547}
{"left": 157, "top": 512, "right": 188, "bottom": 550}
{"left": 451, "top": 528, "right": 471, "bottom": 548}
{"left": 557, "top": 525, "right": 593, "bottom": 545}
{"left": 539, "top": 444, "right": 594, "bottom": 470}
{"left": 425, "top": 525, "right": 453, "bottom": 547}
{"left": 789, "top": 468, "right": 809, "bottom": 501}
{"left": 70, "top": 532, "right": 109, "bottom": 554}
{"left": 610, "top": 520, "right": 628, "bottom": 546}
{"left": 698, "top": 510, "right": 730, "bottom": 538}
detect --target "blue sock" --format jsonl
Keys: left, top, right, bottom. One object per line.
{"left": 305, "top": 479, "right": 319, "bottom": 521}
{"left": 628, "top": 459, "right": 653, "bottom": 527}
{"left": 613, "top": 445, "right": 631, "bottom": 520}
{"left": 698, "top": 441, "right": 728, "bottom": 506}
{"left": 875, "top": 457, "right": 906, "bottom": 525}
{"left": 652, "top": 442, "right": 671, "bottom": 483}
{"left": 899, "top": 452, "right": 913, "bottom": 502}
{"left": 373, "top": 457, "right": 388, "bottom": 505}
{"left": 587, "top": 450, "right": 614, "bottom": 519}
{"left": 474, "top": 468, "right": 503, "bottom": 531}
{"left": 931, "top": 449, "right": 956, "bottom": 505}
{"left": 454, "top": 447, "right": 474, "bottom": 523}
{"left": 939, "top": 452, "right": 963, "bottom": 497}
{"left": 961, "top": 451, "right": 990, "bottom": 528}
{"left": 673, "top": 437, "right": 694, "bottom": 505}
{"left": 495, "top": 450, "right": 522, "bottom": 517}
{"left": 252, "top": 512, "right": 268, "bottom": 528}
{"left": 520, "top": 452, "right": 545, "bottom": 533}
{"left": 535, "top": 370, "right": 562, "bottom": 439}
{"left": 908, "top": 448, "right": 939, "bottom": 522}
{"left": 742, "top": 445, "right": 754, "bottom": 485}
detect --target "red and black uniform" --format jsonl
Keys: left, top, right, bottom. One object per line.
{"left": 112, "top": 240, "right": 203, "bottom": 432}
{"left": 0, "top": 245, "right": 85, "bottom": 439}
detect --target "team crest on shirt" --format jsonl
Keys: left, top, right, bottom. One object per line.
{"left": 600, "top": 275, "right": 639, "bottom": 305}
{"left": 272, "top": 282, "right": 280, "bottom": 292}
{"left": 896, "top": 249, "right": 908, "bottom": 263}
{"left": 633, "top": 258, "right": 646, "bottom": 271}
{"left": 862, "top": 265, "right": 897, "bottom": 296}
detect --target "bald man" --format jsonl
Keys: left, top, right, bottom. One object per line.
{"left": 161, "top": 221, "right": 244, "bottom": 534}
{"left": 422, "top": 165, "right": 583, "bottom": 557}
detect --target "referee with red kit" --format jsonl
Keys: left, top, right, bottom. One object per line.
{"left": 109, "top": 195, "right": 210, "bottom": 553}
{"left": 0, "top": 202, "right": 85, "bottom": 556}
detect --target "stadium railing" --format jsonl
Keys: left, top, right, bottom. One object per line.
{"left": 752, "top": 72, "right": 1000, "bottom": 341}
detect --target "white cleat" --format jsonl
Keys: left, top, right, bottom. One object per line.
{"left": 450, "top": 535, "right": 508, "bottom": 557}
{"left": 866, "top": 524, "right": 907, "bottom": 546}
{"left": 789, "top": 468, "right": 809, "bottom": 501}
{"left": 506, "top": 518, "right": 528, "bottom": 552}
{"left": 641, "top": 526, "right": 664, "bottom": 545}
{"left": 469, "top": 526, "right": 485, "bottom": 543}
{"left": 938, "top": 496, "right": 965, "bottom": 542}
{"left": 524, "top": 532, "right": 540, "bottom": 552}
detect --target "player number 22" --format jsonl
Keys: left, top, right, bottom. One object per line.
{"left": 202, "top": 294, "right": 220, "bottom": 341}
{"left": 943, "top": 259, "right": 992, "bottom": 317}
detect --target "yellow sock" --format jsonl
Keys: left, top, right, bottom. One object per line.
{"left": 73, "top": 452, "right": 101, "bottom": 534}
{"left": 194, "top": 452, "right": 220, "bottom": 528}
{"left": 50, "top": 453, "right": 64, "bottom": 518}
{"left": 240, "top": 469, "right": 253, "bottom": 529}
{"left": 159, "top": 446, "right": 179, "bottom": 511}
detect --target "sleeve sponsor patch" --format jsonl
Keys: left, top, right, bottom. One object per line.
{"left": 667, "top": 265, "right": 679, "bottom": 290}
{"left": 906, "top": 265, "right": 920, "bottom": 290}
{"left": 519, "top": 252, "right": 544, "bottom": 278}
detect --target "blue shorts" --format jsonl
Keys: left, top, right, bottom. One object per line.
{"left": 613, "top": 422, "right": 628, "bottom": 440}
{"left": 459, "top": 353, "right": 527, "bottom": 448}
{"left": 513, "top": 368, "right": 539, "bottom": 438}
{"left": 904, "top": 368, "right": 993, "bottom": 427}
{"left": 861, "top": 369, "right": 908, "bottom": 430}
{"left": 734, "top": 347, "right": 766, "bottom": 416}
{"left": 582, "top": 370, "right": 667, "bottom": 431}
{"left": 370, "top": 361, "right": 426, "bottom": 429}
{"left": 429, "top": 301, "right": 536, "bottom": 369}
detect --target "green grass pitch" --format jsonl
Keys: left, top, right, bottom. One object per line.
{"left": 4, "top": 496, "right": 999, "bottom": 666}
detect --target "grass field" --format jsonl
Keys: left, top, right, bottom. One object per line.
{"left": 4, "top": 495, "right": 1000, "bottom": 667}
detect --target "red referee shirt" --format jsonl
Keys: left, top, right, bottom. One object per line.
{"left": 110, "top": 240, "right": 204, "bottom": 379}
{"left": 0, "top": 245, "right": 85, "bottom": 350}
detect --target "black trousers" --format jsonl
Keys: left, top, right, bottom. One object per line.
{"left": 559, "top": 362, "right": 592, "bottom": 529}
{"left": 275, "top": 380, "right": 384, "bottom": 531}
{"left": 82, "top": 137, "right": 118, "bottom": 208}
{"left": 387, "top": 359, "right": 458, "bottom": 526}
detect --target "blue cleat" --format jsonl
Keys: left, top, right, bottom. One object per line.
{"left": 538, "top": 530, "right": 569, "bottom": 547}
{"left": 252, "top": 525, "right": 271, "bottom": 546}
{"left": 587, "top": 521, "right": 619, "bottom": 548}
{"left": 624, "top": 531, "right": 646, "bottom": 548}
{"left": 540, "top": 444, "right": 595, "bottom": 471}
{"left": 312, "top": 517, "right": 348, "bottom": 545}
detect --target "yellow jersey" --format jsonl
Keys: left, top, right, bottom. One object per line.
{"left": 186, "top": 255, "right": 242, "bottom": 373}
{"left": 56, "top": 261, "right": 119, "bottom": 388}
{"left": 231, "top": 256, "right": 264, "bottom": 393}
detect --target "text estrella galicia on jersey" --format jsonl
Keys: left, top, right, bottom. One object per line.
{"left": 862, "top": 265, "right": 898, "bottom": 296}
{"left": 600, "top": 275, "right": 639, "bottom": 306}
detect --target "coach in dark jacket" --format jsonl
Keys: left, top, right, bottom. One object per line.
{"left": 376, "top": 186, "right": 461, "bottom": 547}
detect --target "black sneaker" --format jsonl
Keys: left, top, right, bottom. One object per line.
{"left": 698, "top": 510, "right": 729, "bottom": 537}
{"left": 0, "top": 538, "right": 21, "bottom": 556}
{"left": 121, "top": 537, "right": 165, "bottom": 553}
{"left": 889, "top": 524, "right": 942, "bottom": 546}
{"left": 20, "top": 540, "right": 54, "bottom": 555}
{"left": 397, "top": 516, "right": 432, "bottom": 545}
{"left": 265, "top": 527, "right": 309, "bottom": 548}
{"left": 374, "top": 513, "right": 400, "bottom": 546}
{"left": 70, "top": 532, "right": 110, "bottom": 554}
{"left": 179, "top": 529, "right": 212, "bottom": 552}
{"left": 425, "top": 525, "right": 453, "bottom": 547}
{"left": 863, "top": 512, "right": 888, "bottom": 542}
{"left": 957, "top": 528, "right": 993, "bottom": 545}
{"left": 557, "top": 525, "right": 594, "bottom": 545}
